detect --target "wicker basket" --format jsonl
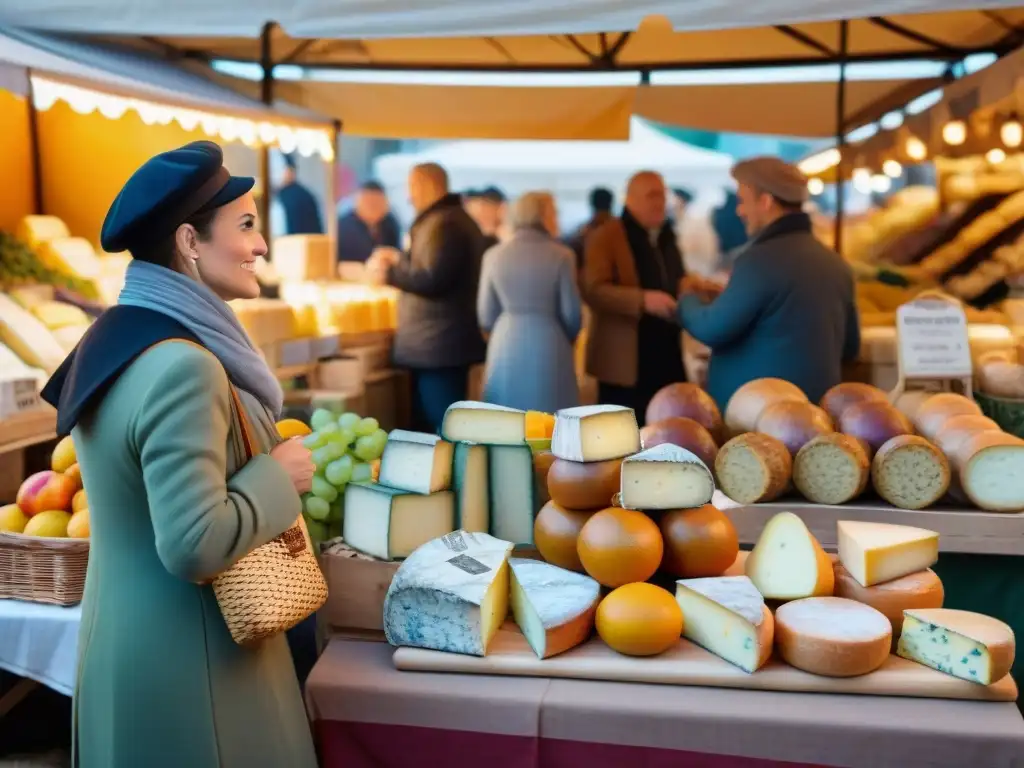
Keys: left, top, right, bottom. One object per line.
{"left": 974, "top": 391, "right": 1024, "bottom": 439}
{"left": 0, "top": 532, "right": 89, "bottom": 605}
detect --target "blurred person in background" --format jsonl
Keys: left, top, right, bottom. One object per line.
{"left": 566, "top": 186, "right": 614, "bottom": 273}
{"left": 337, "top": 180, "right": 402, "bottom": 263}
{"left": 365, "top": 163, "right": 486, "bottom": 432}
{"left": 678, "top": 157, "right": 860, "bottom": 409}
{"left": 465, "top": 186, "right": 507, "bottom": 249}
{"left": 711, "top": 189, "right": 749, "bottom": 271}
{"left": 583, "top": 170, "right": 685, "bottom": 424}
{"left": 670, "top": 187, "right": 693, "bottom": 224}
{"left": 478, "top": 191, "right": 582, "bottom": 413}
{"left": 269, "top": 152, "right": 324, "bottom": 236}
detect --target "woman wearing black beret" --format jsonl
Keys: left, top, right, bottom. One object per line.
{"left": 42, "top": 141, "right": 318, "bottom": 768}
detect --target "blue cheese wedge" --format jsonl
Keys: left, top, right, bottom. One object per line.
{"left": 675, "top": 576, "right": 774, "bottom": 673}
{"left": 383, "top": 531, "right": 514, "bottom": 656}
{"left": 620, "top": 444, "right": 715, "bottom": 510}
{"left": 378, "top": 430, "right": 454, "bottom": 494}
{"left": 441, "top": 401, "right": 527, "bottom": 445}
{"left": 897, "top": 608, "right": 1016, "bottom": 685}
{"left": 551, "top": 404, "right": 641, "bottom": 462}
{"left": 509, "top": 558, "right": 599, "bottom": 659}
{"left": 342, "top": 482, "right": 455, "bottom": 560}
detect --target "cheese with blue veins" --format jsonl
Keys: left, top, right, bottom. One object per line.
{"left": 383, "top": 531, "right": 514, "bottom": 656}
{"left": 897, "top": 608, "right": 1016, "bottom": 685}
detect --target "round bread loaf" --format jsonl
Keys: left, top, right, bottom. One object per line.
{"left": 838, "top": 400, "right": 914, "bottom": 456}
{"left": 953, "top": 431, "right": 1024, "bottom": 512}
{"left": 820, "top": 382, "right": 888, "bottom": 423}
{"left": 756, "top": 400, "right": 834, "bottom": 456}
{"left": 715, "top": 433, "right": 792, "bottom": 504}
{"left": 793, "top": 433, "right": 871, "bottom": 505}
{"left": 547, "top": 457, "right": 622, "bottom": 510}
{"left": 646, "top": 383, "right": 724, "bottom": 442}
{"left": 723, "top": 378, "right": 807, "bottom": 438}
{"left": 933, "top": 415, "right": 1000, "bottom": 457}
{"left": 913, "top": 393, "right": 983, "bottom": 441}
{"left": 774, "top": 597, "right": 892, "bottom": 677}
{"left": 640, "top": 417, "right": 718, "bottom": 468}
{"left": 893, "top": 390, "right": 935, "bottom": 422}
{"left": 871, "top": 435, "right": 950, "bottom": 510}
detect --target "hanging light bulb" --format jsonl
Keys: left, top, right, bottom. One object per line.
{"left": 807, "top": 178, "right": 825, "bottom": 196}
{"left": 943, "top": 119, "right": 967, "bottom": 146}
{"left": 883, "top": 159, "right": 903, "bottom": 178}
{"left": 987, "top": 148, "right": 1007, "bottom": 165}
{"left": 906, "top": 136, "right": 928, "bottom": 161}
{"left": 1001, "top": 115, "right": 1022, "bottom": 148}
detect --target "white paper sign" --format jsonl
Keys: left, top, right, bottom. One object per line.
{"left": 896, "top": 299, "right": 972, "bottom": 379}
{"left": 0, "top": 378, "right": 41, "bottom": 420}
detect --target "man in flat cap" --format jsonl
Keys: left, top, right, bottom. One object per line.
{"left": 678, "top": 156, "right": 860, "bottom": 410}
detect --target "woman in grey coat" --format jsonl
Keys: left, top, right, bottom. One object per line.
{"left": 478, "top": 191, "right": 582, "bottom": 413}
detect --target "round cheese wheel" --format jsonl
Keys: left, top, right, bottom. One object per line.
{"left": 724, "top": 378, "right": 808, "bottom": 438}
{"left": 658, "top": 504, "right": 739, "bottom": 578}
{"left": 715, "top": 433, "right": 792, "bottom": 504}
{"left": 646, "top": 383, "right": 724, "bottom": 442}
{"left": 547, "top": 457, "right": 622, "bottom": 510}
{"left": 774, "top": 597, "right": 892, "bottom": 677}
{"left": 534, "top": 501, "right": 597, "bottom": 572}
{"left": 640, "top": 417, "right": 718, "bottom": 468}
{"left": 893, "top": 390, "right": 935, "bottom": 422}
{"left": 833, "top": 564, "right": 944, "bottom": 647}
{"left": 933, "top": 415, "right": 1000, "bottom": 457}
{"left": 838, "top": 400, "right": 914, "bottom": 456}
{"left": 871, "top": 435, "right": 950, "bottom": 510}
{"left": 913, "top": 393, "right": 983, "bottom": 441}
{"left": 820, "top": 382, "right": 888, "bottom": 423}
{"left": 793, "top": 433, "right": 870, "bottom": 505}
{"left": 595, "top": 582, "right": 683, "bottom": 657}
{"left": 954, "top": 431, "right": 1024, "bottom": 512}
{"left": 533, "top": 450, "right": 557, "bottom": 491}
{"left": 577, "top": 508, "right": 664, "bottom": 587}
{"left": 756, "top": 400, "right": 835, "bottom": 456}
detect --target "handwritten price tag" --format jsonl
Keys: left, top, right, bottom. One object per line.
{"left": 0, "top": 378, "right": 40, "bottom": 420}
{"left": 896, "top": 298, "right": 972, "bottom": 379}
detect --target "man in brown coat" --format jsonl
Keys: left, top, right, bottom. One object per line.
{"left": 582, "top": 171, "right": 684, "bottom": 425}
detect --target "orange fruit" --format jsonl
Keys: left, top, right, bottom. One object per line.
{"left": 64, "top": 463, "right": 83, "bottom": 492}
{"left": 576, "top": 507, "right": 663, "bottom": 587}
{"left": 659, "top": 504, "right": 739, "bottom": 578}
{"left": 596, "top": 583, "right": 683, "bottom": 656}
{"left": 533, "top": 501, "right": 597, "bottom": 572}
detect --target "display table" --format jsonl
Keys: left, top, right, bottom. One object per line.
{"left": 0, "top": 600, "right": 79, "bottom": 720}
{"left": 305, "top": 640, "right": 1024, "bottom": 768}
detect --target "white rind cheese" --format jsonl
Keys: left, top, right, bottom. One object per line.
{"left": 453, "top": 442, "right": 489, "bottom": 533}
{"left": 383, "top": 531, "right": 514, "bottom": 656}
{"left": 898, "top": 608, "right": 1016, "bottom": 685}
{"left": 488, "top": 445, "right": 538, "bottom": 545}
{"left": 774, "top": 597, "right": 892, "bottom": 677}
{"left": 837, "top": 520, "right": 939, "bottom": 588}
{"left": 620, "top": 444, "right": 714, "bottom": 510}
{"left": 551, "top": 404, "right": 641, "bottom": 462}
{"left": 509, "top": 558, "right": 600, "bottom": 659}
{"left": 441, "top": 401, "right": 527, "bottom": 445}
{"left": 343, "top": 482, "right": 455, "bottom": 560}
{"left": 378, "top": 430, "right": 454, "bottom": 494}
{"left": 675, "top": 576, "right": 774, "bottom": 673}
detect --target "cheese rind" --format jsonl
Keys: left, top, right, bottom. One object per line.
{"left": 509, "top": 558, "right": 600, "bottom": 659}
{"left": 453, "top": 442, "right": 489, "bottom": 533}
{"left": 834, "top": 564, "right": 944, "bottom": 647}
{"left": 383, "top": 531, "right": 514, "bottom": 656}
{"left": 551, "top": 405, "right": 641, "bottom": 462}
{"left": 442, "top": 401, "right": 527, "bottom": 445}
{"left": 836, "top": 520, "right": 939, "bottom": 587}
{"left": 619, "top": 444, "right": 714, "bottom": 511}
{"left": 898, "top": 608, "right": 1015, "bottom": 685}
{"left": 488, "top": 445, "right": 538, "bottom": 545}
{"left": 775, "top": 597, "right": 892, "bottom": 677}
{"left": 342, "top": 482, "right": 455, "bottom": 560}
{"left": 744, "top": 511, "right": 834, "bottom": 600}
{"left": 675, "top": 576, "right": 774, "bottom": 673}
{"left": 378, "top": 430, "right": 454, "bottom": 494}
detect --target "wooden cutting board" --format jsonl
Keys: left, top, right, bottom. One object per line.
{"left": 394, "top": 622, "right": 1018, "bottom": 703}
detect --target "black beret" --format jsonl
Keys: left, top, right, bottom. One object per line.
{"left": 101, "top": 140, "right": 255, "bottom": 255}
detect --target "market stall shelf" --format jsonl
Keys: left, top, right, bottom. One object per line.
{"left": 393, "top": 622, "right": 1017, "bottom": 703}
{"left": 0, "top": 407, "right": 56, "bottom": 456}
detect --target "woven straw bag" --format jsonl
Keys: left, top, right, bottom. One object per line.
{"left": 210, "top": 387, "right": 328, "bottom": 646}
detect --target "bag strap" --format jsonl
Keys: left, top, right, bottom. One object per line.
{"left": 228, "top": 386, "right": 257, "bottom": 462}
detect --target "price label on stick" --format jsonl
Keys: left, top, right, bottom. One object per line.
{"left": 0, "top": 378, "right": 40, "bottom": 420}
{"left": 896, "top": 297, "right": 972, "bottom": 380}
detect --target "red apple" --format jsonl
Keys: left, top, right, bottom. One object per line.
{"left": 16, "top": 471, "right": 78, "bottom": 516}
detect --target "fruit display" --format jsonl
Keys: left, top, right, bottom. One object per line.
{"left": 4, "top": 435, "right": 89, "bottom": 539}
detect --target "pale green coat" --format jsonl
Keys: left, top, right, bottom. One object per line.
{"left": 71, "top": 341, "right": 317, "bottom": 768}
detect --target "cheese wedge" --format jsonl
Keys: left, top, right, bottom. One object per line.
{"left": 378, "top": 430, "right": 454, "bottom": 494}
{"left": 272, "top": 234, "right": 334, "bottom": 281}
{"left": 744, "top": 511, "right": 834, "bottom": 600}
{"left": 898, "top": 608, "right": 1015, "bottom": 685}
{"left": 509, "top": 558, "right": 600, "bottom": 659}
{"left": 488, "top": 445, "right": 537, "bottom": 545}
{"left": 0, "top": 293, "right": 67, "bottom": 374}
{"left": 38, "top": 237, "right": 102, "bottom": 280}
{"left": 453, "top": 442, "right": 489, "bottom": 533}
{"left": 675, "top": 575, "right": 774, "bottom": 673}
{"left": 383, "top": 530, "right": 513, "bottom": 656}
{"left": 31, "top": 301, "right": 90, "bottom": 330}
{"left": 342, "top": 482, "right": 455, "bottom": 560}
{"left": 619, "top": 444, "right": 714, "bottom": 510}
{"left": 442, "top": 401, "right": 527, "bottom": 445}
{"left": 16, "top": 215, "right": 69, "bottom": 248}
{"left": 837, "top": 520, "right": 939, "bottom": 588}
{"left": 551, "top": 404, "right": 641, "bottom": 462}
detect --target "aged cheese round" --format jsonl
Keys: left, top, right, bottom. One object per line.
{"left": 658, "top": 504, "right": 739, "bottom": 578}
{"left": 577, "top": 508, "right": 664, "bottom": 587}
{"left": 596, "top": 582, "right": 683, "bottom": 657}
{"left": 534, "top": 501, "right": 598, "bottom": 572}
{"left": 547, "top": 457, "right": 622, "bottom": 510}
{"left": 715, "top": 433, "right": 792, "bottom": 504}
{"left": 833, "top": 564, "right": 944, "bottom": 646}
{"left": 724, "top": 378, "right": 808, "bottom": 438}
{"left": 640, "top": 417, "right": 718, "bottom": 468}
{"left": 646, "top": 383, "right": 724, "bottom": 442}
{"left": 793, "top": 433, "right": 871, "bottom": 505}
{"left": 913, "top": 393, "right": 983, "bottom": 441}
{"left": 954, "top": 431, "right": 1024, "bottom": 512}
{"left": 820, "top": 382, "right": 888, "bottom": 423}
{"left": 774, "top": 597, "right": 892, "bottom": 677}
{"left": 533, "top": 450, "right": 557, "bottom": 488}
{"left": 871, "top": 435, "right": 950, "bottom": 510}
{"left": 838, "top": 400, "right": 914, "bottom": 456}
{"left": 933, "top": 415, "right": 1000, "bottom": 457}
{"left": 756, "top": 400, "right": 835, "bottom": 456}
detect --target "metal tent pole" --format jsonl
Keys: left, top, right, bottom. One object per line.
{"left": 259, "top": 22, "right": 275, "bottom": 248}
{"left": 834, "top": 19, "right": 849, "bottom": 256}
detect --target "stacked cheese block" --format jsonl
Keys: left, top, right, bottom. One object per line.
{"left": 278, "top": 280, "right": 398, "bottom": 337}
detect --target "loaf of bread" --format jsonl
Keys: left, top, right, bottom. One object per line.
{"left": 955, "top": 431, "right": 1024, "bottom": 512}
{"left": 893, "top": 390, "right": 935, "bottom": 422}
{"left": 645, "top": 383, "right": 724, "bottom": 443}
{"left": 723, "top": 378, "right": 808, "bottom": 438}
{"left": 933, "top": 414, "right": 1001, "bottom": 458}
{"left": 755, "top": 400, "right": 834, "bottom": 456}
{"left": 839, "top": 400, "right": 914, "bottom": 456}
{"left": 715, "top": 433, "right": 792, "bottom": 504}
{"left": 793, "top": 434, "right": 871, "bottom": 506}
{"left": 872, "top": 435, "right": 951, "bottom": 510}
{"left": 639, "top": 417, "right": 718, "bottom": 469}
{"left": 977, "top": 359, "right": 1024, "bottom": 398}
{"left": 819, "top": 382, "right": 888, "bottom": 423}
{"left": 913, "top": 393, "right": 983, "bottom": 441}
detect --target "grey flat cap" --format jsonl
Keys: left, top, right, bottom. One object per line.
{"left": 731, "top": 156, "right": 809, "bottom": 205}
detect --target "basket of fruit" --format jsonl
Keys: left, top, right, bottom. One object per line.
{"left": 0, "top": 436, "right": 90, "bottom": 605}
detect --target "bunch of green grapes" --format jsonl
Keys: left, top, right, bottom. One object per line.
{"left": 299, "top": 408, "right": 388, "bottom": 546}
